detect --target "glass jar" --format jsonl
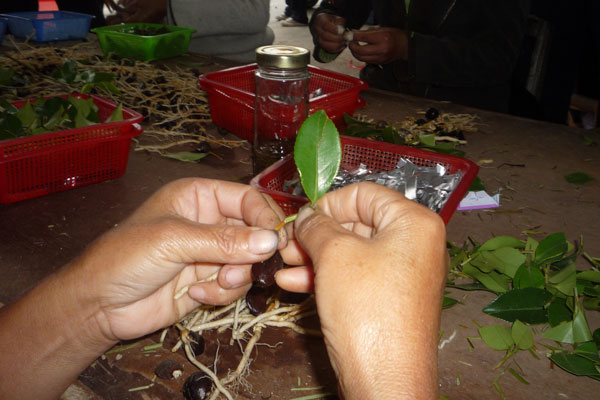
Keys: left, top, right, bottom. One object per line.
{"left": 253, "top": 45, "right": 310, "bottom": 175}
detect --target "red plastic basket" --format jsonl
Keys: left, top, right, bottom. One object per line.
{"left": 198, "top": 64, "right": 368, "bottom": 141}
{"left": 250, "top": 136, "right": 479, "bottom": 224}
{"left": 0, "top": 94, "right": 143, "bottom": 204}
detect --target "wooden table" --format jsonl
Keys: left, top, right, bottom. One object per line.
{"left": 1, "top": 73, "right": 599, "bottom": 398}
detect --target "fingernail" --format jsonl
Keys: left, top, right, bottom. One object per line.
{"left": 295, "top": 206, "right": 315, "bottom": 228}
{"left": 188, "top": 286, "right": 206, "bottom": 303}
{"left": 225, "top": 268, "right": 246, "bottom": 288}
{"left": 249, "top": 229, "right": 278, "bottom": 254}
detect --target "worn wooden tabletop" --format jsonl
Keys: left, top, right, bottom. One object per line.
{"left": 1, "top": 59, "right": 599, "bottom": 399}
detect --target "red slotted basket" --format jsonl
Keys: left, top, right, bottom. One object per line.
{"left": 250, "top": 135, "right": 479, "bottom": 224}
{"left": 0, "top": 94, "right": 143, "bottom": 204}
{"left": 198, "top": 64, "right": 368, "bottom": 141}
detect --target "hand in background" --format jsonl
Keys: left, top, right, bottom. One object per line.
{"left": 311, "top": 13, "right": 348, "bottom": 54}
{"left": 105, "top": 0, "right": 167, "bottom": 24}
{"left": 349, "top": 27, "right": 409, "bottom": 65}
{"left": 276, "top": 182, "right": 447, "bottom": 399}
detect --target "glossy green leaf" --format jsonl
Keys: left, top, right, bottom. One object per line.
{"left": 565, "top": 172, "right": 594, "bottom": 185}
{"left": 493, "top": 247, "right": 526, "bottom": 278}
{"left": 535, "top": 232, "right": 567, "bottom": 265}
{"left": 462, "top": 263, "right": 509, "bottom": 293}
{"left": 550, "top": 352, "right": 600, "bottom": 377}
{"left": 163, "top": 151, "right": 208, "bottom": 162}
{"left": 513, "top": 263, "right": 545, "bottom": 289}
{"left": 548, "top": 297, "right": 573, "bottom": 327}
{"left": 479, "top": 236, "right": 524, "bottom": 251}
{"left": 482, "top": 288, "right": 551, "bottom": 324}
{"left": 549, "top": 263, "right": 577, "bottom": 296}
{"left": 479, "top": 325, "right": 514, "bottom": 350}
{"left": 512, "top": 320, "right": 534, "bottom": 350}
{"left": 294, "top": 110, "right": 342, "bottom": 205}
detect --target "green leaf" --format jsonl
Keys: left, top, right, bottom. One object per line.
{"left": 512, "top": 320, "right": 534, "bottom": 350}
{"left": 442, "top": 296, "right": 459, "bottom": 309}
{"left": 550, "top": 352, "right": 600, "bottom": 377}
{"left": 583, "top": 297, "right": 600, "bottom": 311}
{"left": 479, "top": 325, "right": 514, "bottom": 351}
{"left": 469, "top": 251, "right": 506, "bottom": 274}
{"left": 479, "top": 236, "right": 524, "bottom": 251}
{"left": 418, "top": 133, "right": 436, "bottom": 147}
{"left": 513, "top": 263, "right": 545, "bottom": 289}
{"left": 493, "top": 247, "right": 526, "bottom": 278}
{"left": 468, "top": 176, "right": 486, "bottom": 191}
{"left": 163, "top": 151, "right": 208, "bottom": 162}
{"left": 107, "top": 103, "right": 124, "bottom": 123}
{"left": 572, "top": 302, "right": 593, "bottom": 343}
{"left": 294, "top": 110, "right": 342, "bottom": 205}
{"left": 543, "top": 304, "right": 592, "bottom": 344}
{"left": 549, "top": 263, "right": 577, "bottom": 296}
{"left": 565, "top": 172, "right": 594, "bottom": 185}
{"left": 525, "top": 237, "right": 538, "bottom": 252}
{"left": 0, "top": 114, "right": 24, "bottom": 139}
{"left": 535, "top": 232, "right": 567, "bottom": 265}
{"left": 547, "top": 297, "right": 573, "bottom": 327}
{"left": 51, "top": 60, "right": 78, "bottom": 83}
{"left": 578, "top": 270, "right": 600, "bottom": 283}
{"left": 462, "top": 263, "right": 509, "bottom": 293}
{"left": 16, "top": 100, "right": 36, "bottom": 128}
{"left": 482, "top": 288, "right": 551, "bottom": 324}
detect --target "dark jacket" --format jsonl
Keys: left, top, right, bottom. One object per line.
{"left": 311, "top": 0, "right": 531, "bottom": 112}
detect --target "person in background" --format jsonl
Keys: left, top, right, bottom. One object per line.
{"left": 276, "top": 0, "right": 320, "bottom": 26}
{"left": 0, "top": 178, "right": 447, "bottom": 400}
{"left": 310, "top": 0, "right": 531, "bottom": 113}
{"left": 106, "top": 0, "right": 274, "bottom": 63}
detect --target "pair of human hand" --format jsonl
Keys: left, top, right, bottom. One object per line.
{"left": 105, "top": 0, "right": 167, "bottom": 25}
{"left": 312, "top": 13, "right": 409, "bottom": 65}
{"left": 75, "top": 177, "right": 445, "bottom": 398}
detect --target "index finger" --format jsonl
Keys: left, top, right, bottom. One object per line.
{"left": 129, "top": 178, "right": 287, "bottom": 245}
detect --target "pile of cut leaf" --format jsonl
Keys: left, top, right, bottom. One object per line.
{"left": 0, "top": 95, "right": 123, "bottom": 141}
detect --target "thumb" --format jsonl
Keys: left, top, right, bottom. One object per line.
{"left": 293, "top": 206, "right": 358, "bottom": 268}
{"left": 144, "top": 217, "right": 280, "bottom": 266}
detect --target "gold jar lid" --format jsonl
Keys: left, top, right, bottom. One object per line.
{"left": 255, "top": 45, "right": 310, "bottom": 69}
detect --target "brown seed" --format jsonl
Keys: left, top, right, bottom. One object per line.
{"left": 246, "top": 285, "right": 270, "bottom": 316}
{"left": 187, "top": 330, "right": 205, "bottom": 357}
{"left": 182, "top": 372, "right": 212, "bottom": 400}
{"left": 154, "top": 359, "right": 184, "bottom": 380}
{"left": 251, "top": 252, "right": 284, "bottom": 288}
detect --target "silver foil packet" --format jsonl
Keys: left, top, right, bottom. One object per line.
{"left": 284, "top": 159, "right": 462, "bottom": 213}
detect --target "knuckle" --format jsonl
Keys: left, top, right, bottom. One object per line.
{"left": 213, "top": 225, "right": 243, "bottom": 256}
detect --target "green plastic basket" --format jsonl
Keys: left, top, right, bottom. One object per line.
{"left": 92, "top": 23, "right": 195, "bottom": 61}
